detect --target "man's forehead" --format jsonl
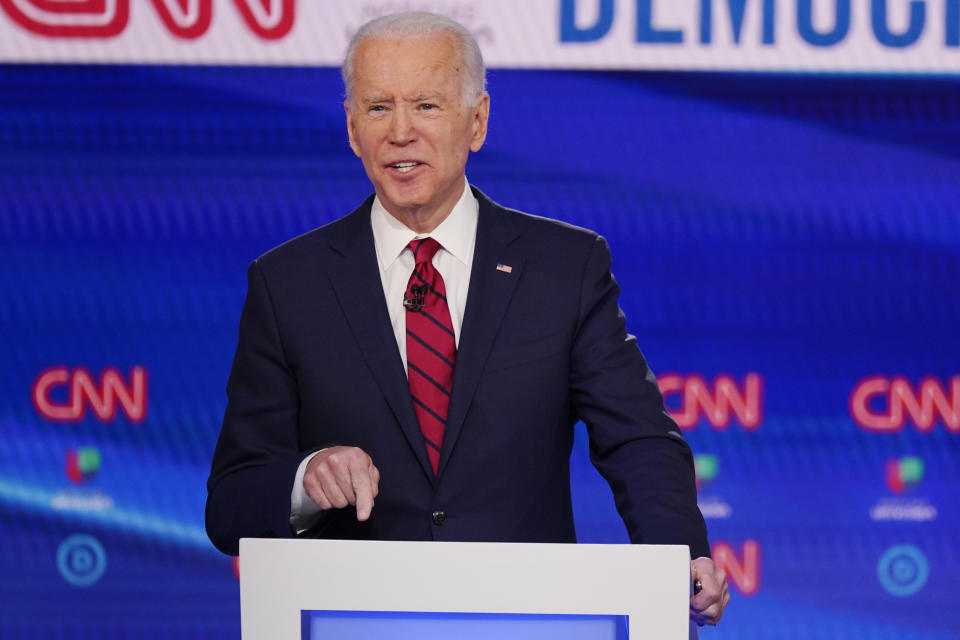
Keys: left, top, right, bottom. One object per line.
{"left": 357, "top": 31, "right": 458, "bottom": 54}
{"left": 359, "top": 90, "right": 446, "bottom": 104}
{"left": 351, "top": 37, "right": 464, "bottom": 102}
{"left": 353, "top": 33, "right": 462, "bottom": 76}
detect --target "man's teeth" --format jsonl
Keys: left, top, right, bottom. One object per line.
{"left": 391, "top": 162, "right": 419, "bottom": 173}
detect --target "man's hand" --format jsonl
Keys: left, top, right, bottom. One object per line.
{"left": 690, "top": 556, "right": 729, "bottom": 626}
{"left": 303, "top": 446, "right": 380, "bottom": 521}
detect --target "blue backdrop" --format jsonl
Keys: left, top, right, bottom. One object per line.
{"left": 1, "top": 64, "right": 958, "bottom": 639}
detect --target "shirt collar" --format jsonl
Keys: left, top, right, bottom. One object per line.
{"left": 371, "top": 180, "right": 478, "bottom": 271}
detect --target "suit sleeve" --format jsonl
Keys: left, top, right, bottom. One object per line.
{"left": 569, "top": 235, "right": 710, "bottom": 559}
{"left": 205, "top": 259, "right": 306, "bottom": 555}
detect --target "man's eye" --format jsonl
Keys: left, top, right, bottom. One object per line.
{"left": 419, "top": 103, "right": 437, "bottom": 111}
{"left": 369, "top": 105, "right": 387, "bottom": 113}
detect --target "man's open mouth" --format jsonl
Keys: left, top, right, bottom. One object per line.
{"left": 389, "top": 161, "right": 421, "bottom": 173}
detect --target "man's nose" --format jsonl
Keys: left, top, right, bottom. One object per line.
{"left": 388, "top": 108, "right": 416, "bottom": 145}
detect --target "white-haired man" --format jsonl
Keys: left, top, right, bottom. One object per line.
{"left": 207, "top": 11, "right": 729, "bottom": 627}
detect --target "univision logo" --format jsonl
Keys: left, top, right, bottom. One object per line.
{"left": 694, "top": 454, "right": 731, "bottom": 520}
{"left": 886, "top": 456, "right": 923, "bottom": 494}
{"left": 694, "top": 454, "right": 718, "bottom": 489}
{"left": 870, "top": 456, "right": 935, "bottom": 523}
{"left": 66, "top": 448, "right": 101, "bottom": 485}
{"left": 53, "top": 446, "right": 113, "bottom": 512}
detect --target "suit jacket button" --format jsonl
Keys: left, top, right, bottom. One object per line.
{"left": 432, "top": 510, "right": 447, "bottom": 525}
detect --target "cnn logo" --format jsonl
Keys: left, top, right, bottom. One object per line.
{"left": 33, "top": 366, "right": 147, "bottom": 423}
{"left": 850, "top": 375, "right": 959, "bottom": 432}
{"left": 0, "top": 0, "right": 293, "bottom": 39}
{"left": 659, "top": 373, "right": 763, "bottom": 430}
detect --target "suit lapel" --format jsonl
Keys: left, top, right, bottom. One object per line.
{"left": 325, "top": 201, "right": 435, "bottom": 482}
{"left": 438, "top": 189, "right": 524, "bottom": 477}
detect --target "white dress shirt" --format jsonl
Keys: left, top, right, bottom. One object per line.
{"left": 371, "top": 181, "right": 477, "bottom": 362}
{"left": 289, "top": 181, "right": 479, "bottom": 530}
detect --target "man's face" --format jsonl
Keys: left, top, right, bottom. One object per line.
{"left": 346, "top": 33, "right": 489, "bottom": 222}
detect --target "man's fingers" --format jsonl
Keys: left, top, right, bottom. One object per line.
{"left": 317, "top": 463, "right": 349, "bottom": 508}
{"left": 303, "top": 473, "right": 333, "bottom": 511}
{"left": 701, "top": 601, "right": 722, "bottom": 623}
{"left": 303, "top": 446, "right": 380, "bottom": 518}
{"left": 691, "top": 581, "right": 729, "bottom": 626}
{"left": 691, "top": 576, "right": 721, "bottom": 608}
{"left": 369, "top": 464, "right": 381, "bottom": 497}
{"left": 351, "top": 461, "right": 376, "bottom": 521}
{"left": 689, "top": 557, "right": 728, "bottom": 626}
{"left": 353, "top": 459, "right": 381, "bottom": 521}
{"left": 327, "top": 452, "right": 358, "bottom": 505}
{"left": 715, "top": 590, "right": 730, "bottom": 623}
{"left": 712, "top": 571, "right": 730, "bottom": 623}
{"left": 690, "top": 604, "right": 723, "bottom": 627}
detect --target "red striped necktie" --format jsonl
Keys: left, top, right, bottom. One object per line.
{"left": 404, "top": 237, "right": 456, "bottom": 475}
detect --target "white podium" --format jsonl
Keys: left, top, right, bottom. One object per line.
{"left": 240, "top": 538, "right": 695, "bottom": 639}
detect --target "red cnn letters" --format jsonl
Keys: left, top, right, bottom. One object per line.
{"left": 850, "top": 375, "right": 960, "bottom": 432}
{"left": 0, "top": 0, "right": 294, "bottom": 39}
{"left": 33, "top": 366, "right": 147, "bottom": 423}
{"left": 659, "top": 373, "right": 763, "bottom": 430}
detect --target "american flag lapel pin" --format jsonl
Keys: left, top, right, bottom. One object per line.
{"left": 496, "top": 263, "right": 513, "bottom": 274}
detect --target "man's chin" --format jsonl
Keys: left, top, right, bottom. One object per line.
{"left": 379, "top": 188, "right": 433, "bottom": 216}
{"left": 377, "top": 180, "right": 462, "bottom": 225}
{"left": 378, "top": 199, "right": 430, "bottom": 224}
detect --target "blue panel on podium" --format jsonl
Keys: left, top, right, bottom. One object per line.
{"left": 302, "top": 610, "right": 628, "bottom": 640}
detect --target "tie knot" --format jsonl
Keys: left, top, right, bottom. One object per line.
{"left": 409, "top": 237, "right": 441, "bottom": 264}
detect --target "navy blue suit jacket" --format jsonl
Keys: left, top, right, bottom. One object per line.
{"left": 206, "top": 188, "right": 709, "bottom": 558}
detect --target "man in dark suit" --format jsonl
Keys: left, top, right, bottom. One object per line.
{"left": 206, "top": 11, "right": 729, "bottom": 627}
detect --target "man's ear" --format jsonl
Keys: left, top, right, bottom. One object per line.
{"left": 345, "top": 101, "right": 361, "bottom": 158}
{"left": 469, "top": 92, "right": 490, "bottom": 153}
